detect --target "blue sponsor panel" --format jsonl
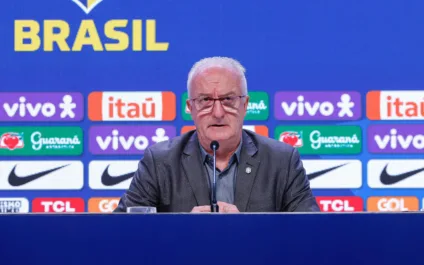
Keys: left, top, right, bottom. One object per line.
{"left": 0, "top": 0, "right": 424, "bottom": 213}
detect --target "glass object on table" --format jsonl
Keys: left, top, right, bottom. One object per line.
{"left": 126, "top": 206, "right": 157, "bottom": 213}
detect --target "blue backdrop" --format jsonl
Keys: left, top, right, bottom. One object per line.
{"left": 1, "top": 0, "right": 423, "bottom": 212}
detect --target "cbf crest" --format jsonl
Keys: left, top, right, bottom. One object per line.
{"left": 72, "top": 0, "right": 103, "bottom": 14}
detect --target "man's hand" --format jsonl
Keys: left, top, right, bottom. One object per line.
{"left": 217, "top": 201, "right": 240, "bottom": 213}
{"left": 190, "top": 205, "right": 211, "bottom": 213}
{"left": 190, "top": 202, "right": 240, "bottom": 213}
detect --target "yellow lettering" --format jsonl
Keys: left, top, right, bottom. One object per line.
{"left": 133, "top": 20, "right": 142, "bottom": 51}
{"left": 14, "top": 20, "right": 41, "bottom": 51}
{"left": 146, "top": 20, "right": 169, "bottom": 51}
{"left": 44, "top": 20, "right": 70, "bottom": 51}
{"left": 72, "top": 20, "right": 103, "bottom": 51}
{"left": 104, "top": 20, "right": 129, "bottom": 51}
{"left": 14, "top": 19, "right": 170, "bottom": 52}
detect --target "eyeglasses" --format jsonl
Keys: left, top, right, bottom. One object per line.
{"left": 189, "top": 95, "right": 247, "bottom": 112}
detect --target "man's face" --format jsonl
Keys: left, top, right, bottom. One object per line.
{"left": 186, "top": 67, "right": 249, "bottom": 145}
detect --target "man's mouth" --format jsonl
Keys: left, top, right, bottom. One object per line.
{"left": 210, "top": 124, "right": 226, "bottom": 127}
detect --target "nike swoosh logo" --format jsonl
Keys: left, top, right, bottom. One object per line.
{"left": 101, "top": 165, "right": 135, "bottom": 186}
{"left": 308, "top": 163, "right": 347, "bottom": 180}
{"left": 380, "top": 164, "right": 424, "bottom": 185}
{"left": 8, "top": 164, "right": 69, "bottom": 186}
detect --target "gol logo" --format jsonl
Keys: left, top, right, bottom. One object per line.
{"left": 88, "top": 198, "right": 120, "bottom": 213}
{"left": 32, "top": 198, "right": 85, "bottom": 213}
{"left": 180, "top": 125, "right": 269, "bottom": 137}
{"left": 367, "top": 196, "right": 419, "bottom": 212}
{"left": 14, "top": 0, "right": 169, "bottom": 52}
{"left": 316, "top": 196, "right": 363, "bottom": 212}
{"left": 88, "top": 92, "right": 176, "bottom": 121}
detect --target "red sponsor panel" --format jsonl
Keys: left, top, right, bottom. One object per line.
{"left": 316, "top": 196, "right": 363, "bottom": 212}
{"left": 32, "top": 198, "right": 84, "bottom": 213}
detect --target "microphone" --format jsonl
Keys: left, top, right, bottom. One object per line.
{"left": 210, "top": 140, "right": 220, "bottom": 213}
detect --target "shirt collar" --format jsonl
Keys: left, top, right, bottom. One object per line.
{"left": 199, "top": 137, "right": 243, "bottom": 164}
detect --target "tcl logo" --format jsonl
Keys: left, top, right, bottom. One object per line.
{"left": 32, "top": 198, "right": 84, "bottom": 213}
{"left": 316, "top": 196, "right": 363, "bottom": 212}
{"left": 88, "top": 198, "right": 120, "bottom": 213}
{"left": 367, "top": 197, "right": 419, "bottom": 212}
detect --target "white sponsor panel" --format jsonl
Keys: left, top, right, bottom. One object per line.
{"left": 368, "top": 160, "right": 424, "bottom": 188}
{"left": 89, "top": 160, "right": 138, "bottom": 189}
{"left": 0, "top": 198, "right": 29, "bottom": 213}
{"left": 101, "top": 92, "right": 164, "bottom": 121}
{"left": 0, "top": 161, "right": 83, "bottom": 190}
{"left": 302, "top": 160, "right": 362, "bottom": 189}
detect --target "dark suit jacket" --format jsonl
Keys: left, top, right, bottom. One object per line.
{"left": 114, "top": 129, "right": 320, "bottom": 212}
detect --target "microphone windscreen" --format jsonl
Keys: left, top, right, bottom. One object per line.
{"left": 210, "top": 140, "right": 220, "bottom": 151}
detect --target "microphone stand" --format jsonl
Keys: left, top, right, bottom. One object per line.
{"left": 211, "top": 143, "right": 219, "bottom": 213}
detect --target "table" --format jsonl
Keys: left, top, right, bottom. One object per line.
{"left": 0, "top": 213, "right": 422, "bottom": 265}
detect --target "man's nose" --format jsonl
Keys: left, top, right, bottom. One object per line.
{"left": 211, "top": 100, "right": 225, "bottom": 118}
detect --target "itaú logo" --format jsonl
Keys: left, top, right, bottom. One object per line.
{"left": 14, "top": 0, "right": 169, "bottom": 52}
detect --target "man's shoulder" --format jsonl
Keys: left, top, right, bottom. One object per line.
{"left": 244, "top": 129, "right": 295, "bottom": 157}
{"left": 146, "top": 130, "right": 194, "bottom": 159}
{"left": 146, "top": 129, "right": 296, "bottom": 161}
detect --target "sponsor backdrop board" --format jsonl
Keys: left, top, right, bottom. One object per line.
{"left": 1, "top": 0, "right": 424, "bottom": 213}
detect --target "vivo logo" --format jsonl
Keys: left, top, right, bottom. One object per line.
{"left": 0, "top": 93, "right": 83, "bottom": 121}
{"left": 375, "top": 129, "right": 424, "bottom": 149}
{"left": 89, "top": 126, "right": 176, "bottom": 155}
{"left": 368, "top": 125, "right": 424, "bottom": 154}
{"left": 274, "top": 92, "right": 361, "bottom": 120}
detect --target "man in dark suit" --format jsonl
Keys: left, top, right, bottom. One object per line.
{"left": 114, "top": 56, "right": 320, "bottom": 213}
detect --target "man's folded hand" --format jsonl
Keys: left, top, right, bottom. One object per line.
{"left": 190, "top": 202, "right": 240, "bottom": 213}
{"left": 190, "top": 205, "right": 211, "bottom": 213}
{"left": 217, "top": 201, "right": 240, "bottom": 213}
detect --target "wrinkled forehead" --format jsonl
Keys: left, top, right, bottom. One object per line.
{"left": 190, "top": 67, "right": 243, "bottom": 97}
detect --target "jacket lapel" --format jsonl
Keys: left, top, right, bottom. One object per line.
{"left": 181, "top": 132, "right": 211, "bottom": 206}
{"left": 234, "top": 131, "right": 260, "bottom": 212}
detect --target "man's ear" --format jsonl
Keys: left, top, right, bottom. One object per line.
{"left": 244, "top": 95, "right": 250, "bottom": 112}
{"left": 185, "top": 99, "right": 192, "bottom": 114}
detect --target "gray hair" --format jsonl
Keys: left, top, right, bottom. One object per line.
{"left": 187, "top": 56, "right": 248, "bottom": 98}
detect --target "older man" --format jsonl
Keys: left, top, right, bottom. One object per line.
{"left": 114, "top": 56, "right": 320, "bottom": 213}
